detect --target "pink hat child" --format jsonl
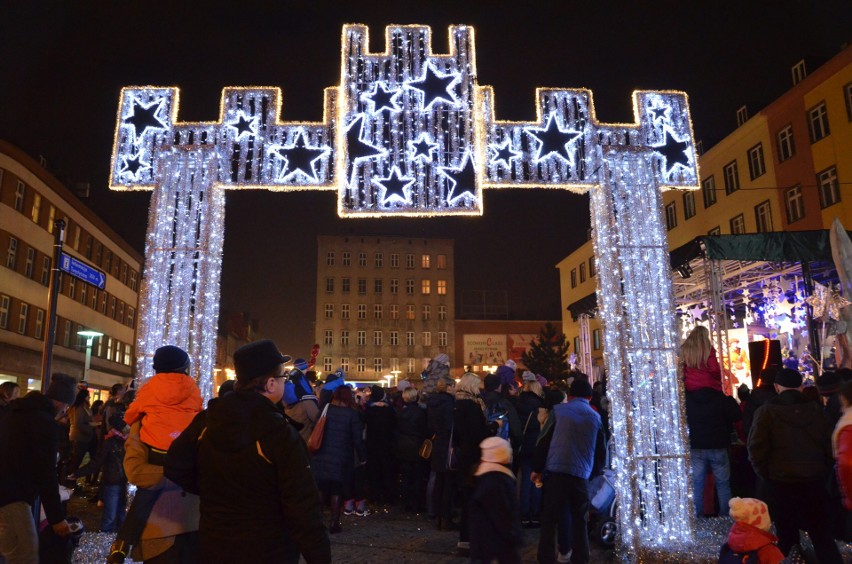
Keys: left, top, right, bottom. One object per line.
{"left": 724, "top": 498, "right": 784, "bottom": 563}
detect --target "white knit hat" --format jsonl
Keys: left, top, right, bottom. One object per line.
{"left": 728, "top": 497, "right": 771, "bottom": 532}
{"left": 505, "top": 359, "right": 517, "bottom": 370}
{"left": 480, "top": 436, "right": 512, "bottom": 464}
{"left": 522, "top": 370, "right": 537, "bottom": 382}
{"left": 397, "top": 380, "right": 412, "bottom": 391}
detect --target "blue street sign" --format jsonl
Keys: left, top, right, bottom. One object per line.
{"left": 59, "top": 252, "right": 106, "bottom": 289}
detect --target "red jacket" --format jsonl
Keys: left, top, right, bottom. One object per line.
{"left": 124, "top": 372, "right": 202, "bottom": 451}
{"left": 726, "top": 522, "right": 784, "bottom": 564}
{"left": 835, "top": 423, "right": 852, "bottom": 510}
{"left": 683, "top": 348, "right": 723, "bottom": 392}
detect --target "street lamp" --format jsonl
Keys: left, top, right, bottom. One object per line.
{"left": 391, "top": 370, "right": 401, "bottom": 388}
{"left": 77, "top": 330, "right": 104, "bottom": 385}
{"left": 384, "top": 375, "right": 393, "bottom": 388}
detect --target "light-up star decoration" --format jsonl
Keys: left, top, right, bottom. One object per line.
{"left": 120, "top": 153, "right": 149, "bottom": 181}
{"left": 406, "top": 63, "right": 461, "bottom": 109}
{"left": 408, "top": 134, "right": 437, "bottom": 162}
{"left": 123, "top": 97, "right": 168, "bottom": 142}
{"left": 653, "top": 127, "right": 693, "bottom": 177}
{"left": 361, "top": 82, "right": 401, "bottom": 114}
{"left": 228, "top": 112, "right": 258, "bottom": 139}
{"left": 439, "top": 151, "right": 477, "bottom": 205}
{"left": 374, "top": 167, "right": 415, "bottom": 205}
{"left": 527, "top": 114, "right": 583, "bottom": 165}
{"left": 271, "top": 130, "right": 329, "bottom": 182}
{"left": 489, "top": 139, "right": 521, "bottom": 168}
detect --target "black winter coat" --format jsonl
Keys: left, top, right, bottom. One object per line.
{"left": 742, "top": 385, "right": 776, "bottom": 438}
{"left": 514, "top": 391, "right": 544, "bottom": 459}
{"left": 395, "top": 402, "right": 427, "bottom": 463}
{"left": 0, "top": 392, "right": 65, "bottom": 524}
{"left": 364, "top": 401, "right": 396, "bottom": 454}
{"left": 426, "top": 392, "right": 454, "bottom": 471}
{"left": 311, "top": 404, "right": 366, "bottom": 484}
{"left": 188, "top": 390, "right": 330, "bottom": 563}
{"left": 748, "top": 389, "right": 833, "bottom": 483}
{"left": 685, "top": 388, "right": 741, "bottom": 449}
{"left": 453, "top": 397, "right": 491, "bottom": 485}
{"left": 75, "top": 433, "right": 127, "bottom": 486}
{"left": 469, "top": 470, "right": 524, "bottom": 562}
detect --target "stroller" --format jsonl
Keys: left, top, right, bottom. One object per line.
{"left": 587, "top": 442, "right": 618, "bottom": 547}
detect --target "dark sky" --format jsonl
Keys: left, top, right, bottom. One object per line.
{"left": 2, "top": 1, "right": 850, "bottom": 355}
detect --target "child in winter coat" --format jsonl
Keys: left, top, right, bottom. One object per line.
{"left": 109, "top": 345, "right": 202, "bottom": 563}
{"left": 681, "top": 326, "right": 724, "bottom": 392}
{"left": 469, "top": 437, "right": 524, "bottom": 564}
{"left": 719, "top": 497, "right": 784, "bottom": 563}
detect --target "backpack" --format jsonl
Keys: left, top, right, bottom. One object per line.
{"left": 486, "top": 403, "right": 510, "bottom": 441}
{"left": 718, "top": 542, "right": 759, "bottom": 563}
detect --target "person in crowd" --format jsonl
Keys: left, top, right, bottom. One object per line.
{"left": 748, "top": 368, "right": 842, "bottom": 563}
{"left": 680, "top": 326, "right": 723, "bottom": 392}
{"left": 426, "top": 377, "right": 456, "bottom": 530}
{"left": 742, "top": 367, "right": 778, "bottom": 438}
{"left": 395, "top": 387, "right": 428, "bottom": 512}
{"left": 0, "top": 373, "right": 76, "bottom": 562}
{"left": 284, "top": 365, "right": 320, "bottom": 443}
{"left": 420, "top": 353, "right": 451, "bottom": 399}
{"left": 364, "top": 385, "right": 397, "bottom": 505}
{"left": 833, "top": 380, "right": 852, "bottom": 540}
{"left": 481, "top": 372, "right": 523, "bottom": 450}
{"left": 87, "top": 399, "right": 105, "bottom": 486}
{"left": 181, "top": 339, "right": 330, "bottom": 562}
{"left": 318, "top": 369, "right": 347, "bottom": 409}
{"left": 515, "top": 373, "right": 545, "bottom": 527}
{"left": 70, "top": 414, "right": 129, "bottom": 532}
{"left": 0, "top": 381, "right": 20, "bottom": 420}
{"left": 68, "top": 389, "right": 97, "bottom": 488}
{"left": 469, "top": 437, "right": 524, "bottom": 564}
{"left": 312, "top": 385, "right": 368, "bottom": 531}
{"left": 496, "top": 359, "right": 518, "bottom": 391}
{"left": 102, "top": 383, "right": 127, "bottom": 436}
{"left": 453, "top": 372, "right": 496, "bottom": 556}
{"left": 720, "top": 497, "right": 784, "bottom": 563}
{"left": 108, "top": 345, "right": 202, "bottom": 563}
{"left": 533, "top": 378, "right": 606, "bottom": 564}
{"left": 818, "top": 371, "right": 844, "bottom": 429}
{"left": 685, "top": 375, "right": 741, "bottom": 516}
{"left": 590, "top": 380, "right": 610, "bottom": 441}
{"left": 392, "top": 379, "right": 412, "bottom": 410}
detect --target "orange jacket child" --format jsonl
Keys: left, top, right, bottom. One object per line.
{"left": 124, "top": 345, "right": 202, "bottom": 452}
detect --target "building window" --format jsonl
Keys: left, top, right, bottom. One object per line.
{"left": 747, "top": 143, "right": 766, "bottom": 179}
{"left": 127, "top": 307, "right": 135, "bottom": 329}
{"left": 754, "top": 201, "right": 773, "bottom": 233}
{"left": 41, "top": 257, "right": 50, "bottom": 286}
{"left": 100, "top": 292, "right": 107, "bottom": 314}
{"left": 324, "top": 330, "right": 333, "bottom": 345}
{"left": 17, "top": 303, "right": 28, "bottom": 335}
{"left": 325, "top": 303, "right": 334, "bottom": 319}
{"left": 68, "top": 278, "right": 76, "bottom": 300}
{"left": 406, "top": 332, "right": 415, "bottom": 346}
{"left": 35, "top": 309, "right": 45, "bottom": 339}
{"left": 341, "top": 330, "right": 350, "bottom": 346}
{"left": 579, "top": 263, "right": 586, "bottom": 283}
{"left": 423, "top": 332, "right": 431, "bottom": 346}
{"left": 422, "top": 280, "right": 431, "bottom": 295}
{"left": 406, "top": 305, "right": 415, "bottom": 320}
{"left": 130, "top": 270, "right": 138, "bottom": 291}
{"left": 25, "top": 248, "right": 35, "bottom": 279}
{"left": 702, "top": 175, "right": 717, "bottom": 208}
{"left": 357, "top": 331, "right": 366, "bottom": 346}
{"left": 589, "top": 257, "right": 596, "bottom": 277}
{"left": 422, "top": 254, "right": 431, "bottom": 269}
{"left": 390, "top": 304, "right": 399, "bottom": 319}
{"left": 374, "top": 331, "right": 382, "bottom": 346}
{"left": 723, "top": 161, "right": 739, "bottom": 195}
{"left": 357, "top": 304, "right": 366, "bottom": 319}
{"left": 374, "top": 358, "right": 382, "bottom": 372}
{"left": 325, "top": 277, "right": 334, "bottom": 292}
{"left": 6, "top": 237, "right": 17, "bottom": 270}
{"left": 109, "top": 296, "right": 116, "bottom": 319}
{"left": 64, "top": 320, "right": 72, "bottom": 348}
{"left": 390, "top": 331, "right": 399, "bottom": 346}
{"left": 437, "top": 280, "right": 447, "bottom": 295}
{"left": 14, "top": 181, "right": 25, "bottom": 212}
{"left": 422, "top": 305, "right": 431, "bottom": 320}
{"left": 358, "top": 278, "right": 366, "bottom": 295}
{"left": 374, "top": 279, "right": 383, "bottom": 294}
{"left": 73, "top": 225, "right": 81, "bottom": 250}
{"left": 665, "top": 202, "right": 677, "bottom": 230}
{"left": 85, "top": 236, "right": 93, "bottom": 259}
{"left": 406, "top": 254, "right": 415, "bottom": 269}
{"left": 438, "top": 305, "right": 447, "bottom": 320}
{"left": 80, "top": 283, "right": 87, "bottom": 306}
{"left": 358, "top": 252, "right": 367, "bottom": 267}
{"left": 326, "top": 251, "right": 335, "bottom": 266}
{"left": 341, "top": 358, "right": 350, "bottom": 372}
{"left": 406, "top": 279, "right": 415, "bottom": 295}
{"left": 342, "top": 251, "right": 351, "bottom": 266}
{"left": 105, "top": 251, "right": 112, "bottom": 273}
{"left": 845, "top": 82, "right": 852, "bottom": 121}
{"left": 785, "top": 185, "right": 805, "bottom": 223}
{"left": 0, "top": 295, "right": 8, "bottom": 328}
{"left": 124, "top": 344, "right": 132, "bottom": 366}
{"left": 570, "top": 268, "right": 577, "bottom": 288}
{"left": 374, "top": 304, "right": 383, "bottom": 319}
{"left": 777, "top": 125, "right": 795, "bottom": 162}
{"left": 342, "top": 277, "right": 350, "bottom": 294}
{"left": 729, "top": 214, "right": 746, "bottom": 234}
{"left": 390, "top": 358, "right": 400, "bottom": 372}
{"left": 390, "top": 279, "right": 399, "bottom": 294}
{"left": 807, "top": 102, "right": 830, "bottom": 142}
{"left": 817, "top": 166, "right": 841, "bottom": 208}
{"left": 592, "top": 328, "right": 601, "bottom": 351}
{"left": 375, "top": 253, "right": 383, "bottom": 268}
{"left": 391, "top": 253, "right": 399, "bottom": 268}
{"left": 47, "top": 206, "right": 56, "bottom": 233}
{"left": 121, "top": 263, "right": 128, "bottom": 284}
{"left": 438, "top": 332, "right": 447, "bottom": 347}
{"left": 91, "top": 288, "right": 98, "bottom": 310}
{"left": 437, "top": 254, "right": 447, "bottom": 269}
{"left": 407, "top": 357, "right": 416, "bottom": 374}
{"left": 736, "top": 105, "right": 749, "bottom": 127}
{"left": 683, "top": 191, "right": 696, "bottom": 220}
{"left": 792, "top": 59, "right": 807, "bottom": 85}
{"left": 323, "top": 357, "right": 333, "bottom": 373}
{"left": 356, "top": 358, "right": 365, "bottom": 373}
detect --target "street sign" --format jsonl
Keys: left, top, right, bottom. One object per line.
{"left": 59, "top": 252, "right": 106, "bottom": 289}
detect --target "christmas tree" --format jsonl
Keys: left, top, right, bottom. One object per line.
{"left": 521, "top": 322, "right": 570, "bottom": 382}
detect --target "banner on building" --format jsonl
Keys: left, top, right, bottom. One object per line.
{"left": 507, "top": 334, "right": 537, "bottom": 366}
{"left": 463, "top": 335, "right": 507, "bottom": 366}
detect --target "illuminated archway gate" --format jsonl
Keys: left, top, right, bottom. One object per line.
{"left": 110, "top": 25, "right": 699, "bottom": 556}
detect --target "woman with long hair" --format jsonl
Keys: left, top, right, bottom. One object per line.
{"left": 68, "top": 389, "right": 96, "bottom": 488}
{"left": 681, "top": 326, "right": 723, "bottom": 392}
{"left": 515, "top": 377, "right": 545, "bottom": 527}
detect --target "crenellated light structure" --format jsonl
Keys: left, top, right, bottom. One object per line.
{"left": 110, "top": 24, "right": 699, "bottom": 556}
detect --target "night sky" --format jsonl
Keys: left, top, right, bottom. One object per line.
{"left": 2, "top": 1, "right": 850, "bottom": 356}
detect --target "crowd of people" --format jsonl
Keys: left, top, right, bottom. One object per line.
{"left": 2, "top": 328, "right": 852, "bottom": 563}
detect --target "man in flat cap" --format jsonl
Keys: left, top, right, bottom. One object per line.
{"left": 188, "top": 339, "right": 331, "bottom": 563}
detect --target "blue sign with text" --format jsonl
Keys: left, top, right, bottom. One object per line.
{"left": 59, "top": 253, "right": 106, "bottom": 290}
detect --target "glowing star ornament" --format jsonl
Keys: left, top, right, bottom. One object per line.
{"left": 489, "top": 139, "right": 521, "bottom": 168}
{"left": 653, "top": 128, "right": 693, "bottom": 176}
{"left": 272, "top": 130, "right": 329, "bottom": 182}
{"left": 120, "top": 154, "right": 149, "bottom": 181}
{"left": 439, "top": 151, "right": 478, "bottom": 205}
{"left": 374, "top": 167, "right": 415, "bottom": 205}
{"left": 527, "top": 114, "right": 582, "bottom": 165}
{"left": 647, "top": 103, "right": 670, "bottom": 123}
{"left": 360, "top": 82, "right": 401, "bottom": 114}
{"left": 123, "top": 97, "right": 168, "bottom": 142}
{"left": 406, "top": 63, "right": 461, "bottom": 109}
{"left": 227, "top": 112, "right": 258, "bottom": 139}
{"left": 408, "top": 134, "right": 438, "bottom": 162}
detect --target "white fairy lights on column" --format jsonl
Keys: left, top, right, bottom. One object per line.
{"left": 110, "top": 25, "right": 700, "bottom": 555}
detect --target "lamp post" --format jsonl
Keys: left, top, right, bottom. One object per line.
{"left": 384, "top": 375, "right": 393, "bottom": 388}
{"left": 391, "top": 370, "right": 401, "bottom": 388}
{"left": 77, "top": 330, "right": 104, "bottom": 385}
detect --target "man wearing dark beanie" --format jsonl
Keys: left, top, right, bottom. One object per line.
{"left": 748, "top": 368, "right": 842, "bottom": 562}
{"left": 0, "top": 374, "right": 76, "bottom": 562}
